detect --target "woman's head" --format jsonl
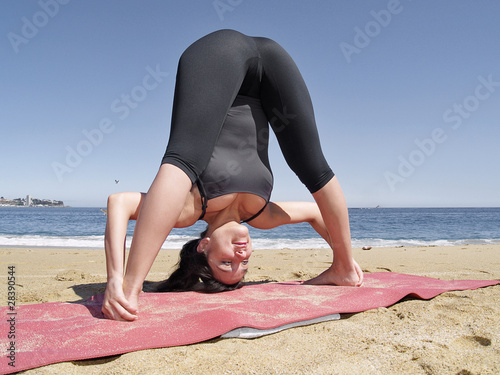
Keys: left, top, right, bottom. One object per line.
{"left": 155, "top": 222, "right": 252, "bottom": 293}
{"left": 198, "top": 221, "right": 252, "bottom": 285}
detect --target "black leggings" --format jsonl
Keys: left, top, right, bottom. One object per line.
{"left": 162, "top": 29, "right": 334, "bottom": 194}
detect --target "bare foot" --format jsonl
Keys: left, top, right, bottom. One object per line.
{"left": 304, "top": 260, "right": 363, "bottom": 287}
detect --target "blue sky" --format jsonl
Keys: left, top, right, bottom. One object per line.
{"left": 1, "top": 0, "right": 499, "bottom": 207}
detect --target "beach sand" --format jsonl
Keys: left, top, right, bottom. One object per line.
{"left": 1, "top": 244, "right": 499, "bottom": 374}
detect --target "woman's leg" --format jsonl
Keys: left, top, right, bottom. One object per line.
{"left": 123, "top": 164, "right": 192, "bottom": 306}
{"left": 162, "top": 29, "right": 261, "bottom": 181}
{"left": 118, "top": 31, "right": 263, "bottom": 319}
{"left": 255, "top": 37, "right": 363, "bottom": 286}
{"left": 309, "top": 177, "right": 363, "bottom": 286}
{"left": 255, "top": 37, "right": 334, "bottom": 192}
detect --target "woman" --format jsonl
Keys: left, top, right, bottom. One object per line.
{"left": 102, "top": 29, "right": 363, "bottom": 321}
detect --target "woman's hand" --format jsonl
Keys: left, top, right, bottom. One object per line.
{"left": 304, "top": 259, "right": 364, "bottom": 287}
{"left": 101, "top": 277, "right": 140, "bottom": 321}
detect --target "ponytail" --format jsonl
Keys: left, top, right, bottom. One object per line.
{"left": 155, "top": 227, "right": 244, "bottom": 293}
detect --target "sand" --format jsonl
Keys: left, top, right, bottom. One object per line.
{"left": 1, "top": 244, "right": 499, "bottom": 374}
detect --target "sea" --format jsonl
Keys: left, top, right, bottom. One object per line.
{"left": 0, "top": 207, "right": 499, "bottom": 250}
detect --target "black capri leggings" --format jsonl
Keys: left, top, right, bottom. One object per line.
{"left": 162, "top": 29, "right": 334, "bottom": 194}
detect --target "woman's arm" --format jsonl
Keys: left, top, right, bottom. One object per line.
{"left": 249, "top": 200, "right": 336, "bottom": 251}
{"left": 249, "top": 177, "right": 363, "bottom": 287}
{"left": 249, "top": 201, "right": 324, "bottom": 230}
{"left": 102, "top": 192, "right": 145, "bottom": 321}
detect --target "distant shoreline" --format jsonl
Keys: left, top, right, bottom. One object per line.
{"left": 0, "top": 195, "right": 65, "bottom": 207}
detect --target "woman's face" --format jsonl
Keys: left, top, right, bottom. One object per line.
{"left": 198, "top": 221, "right": 252, "bottom": 285}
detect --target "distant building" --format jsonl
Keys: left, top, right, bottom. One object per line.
{"left": 0, "top": 196, "right": 63, "bottom": 207}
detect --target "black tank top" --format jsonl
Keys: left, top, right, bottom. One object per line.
{"left": 197, "top": 95, "right": 273, "bottom": 220}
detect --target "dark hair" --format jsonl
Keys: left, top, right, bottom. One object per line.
{"left": 155, "top": 227, "right": 245, "bottom": 293}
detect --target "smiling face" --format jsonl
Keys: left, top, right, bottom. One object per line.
{"left": 197, "top": 221, "right": 252, "bottom": 285}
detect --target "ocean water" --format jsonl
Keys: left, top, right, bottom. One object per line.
{"left": 0, "top": 207, "right": 498, "bottom": 250}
